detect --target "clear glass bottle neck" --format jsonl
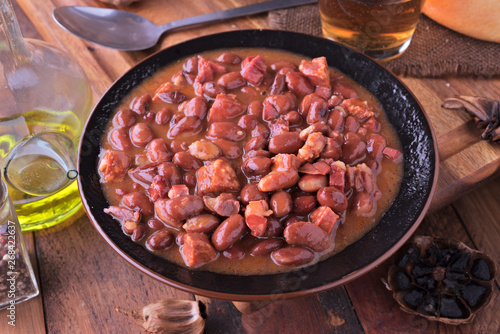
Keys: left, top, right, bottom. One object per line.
{"left": 0, "top": 0, "right": 31, "bottom": 67}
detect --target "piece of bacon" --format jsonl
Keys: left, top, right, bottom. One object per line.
{"left": 240, "top": 56, "right": 267, "bottom": 85}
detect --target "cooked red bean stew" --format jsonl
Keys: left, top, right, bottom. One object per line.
{"left": 99, "top": 48, "right": 403, "bottom": 274}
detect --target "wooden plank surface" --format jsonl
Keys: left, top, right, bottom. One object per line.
{"left": 3, "top": 0, "right": 500, "bottom": 333}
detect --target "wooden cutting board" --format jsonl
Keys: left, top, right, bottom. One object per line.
{"left": 17, "top": 0, "right": 500, "bottom": 212}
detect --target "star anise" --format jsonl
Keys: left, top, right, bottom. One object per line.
{"left": 443, "top": 96, "right": 500, "bottom": 142}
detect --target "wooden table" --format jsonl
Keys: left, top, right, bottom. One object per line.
{"left": 2, "top": 0, "right": 500, "bottom": 333}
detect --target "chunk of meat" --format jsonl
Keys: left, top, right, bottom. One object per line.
{"left": 269, "top": 118, "right": 290, "bottom": 137}
{"left": 152, "top": 82, "right": 187, "bottom": 103}
{"left": 180, "top": 233, "right": 218, "bottom": 268}
{"left": 207, "top": 94, "right": 245, "bottom": 122}
{"left": 193, "top": 56, "right": 214, "bottom": 95}
{"left": 168, "top": 184, "right": 189, "bottom": 199}
{"left": 245, "top": 200, "right": 273, "bottom": 237}
{"left": 341, "top": 98, "right": 375, "bottom": 120}
{"left": 258, "top": 154, "right": 300, "bottom": 192}
{"left": 299, "top": 57, "right": 330, "bottom": 87}
{"left": 299, "top": 122, "right": 329, "bottom": 141}
{"left": 99, "top": 150, "right": 131, "bottom": 182}
{"left": 329, "top": 160, "right": 347, "bottom": 191}
{"left": 309, "top": 206, "right": 339, "bottom": 235}
{"left": 148, "top": 175, "right": 170, "bottom": 201}
{"left": 263, "top": 94, "right": 292, "bottom": 121}
{"left": 299, "top": 57, "right": 331, "bottom": 98}
{"left": 203, "top": 193, "right": 240, "bottom": 217}
{"left": 346, "top": 163, "right": 375, "bottom": 193}
{"left": 104, "top": 206, "right": 140, "bottom": 223}
{"left": 154, "top": 195, "right": 204, "bottom": 228}
{"left": 128, "top": 163, "right": 157, "bottom": 186}
{"left": 298, "top": 161, "right": 331, "bottom": 175}
{"left": 297, "top": 132, "right": 326, "bottom": 162}
{"left": 196, "top": 158, "right": 240, "bottom": 195}
{"left": 383, "top": 147, "right": 403, "bottom": 163}
{"left": 188, "top": 140, "right": 221, "bottom": 160}
{"left": 240, "top": 55, "right": 267, "bottom": 85}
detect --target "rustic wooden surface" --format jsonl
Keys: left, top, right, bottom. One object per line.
{"left": 1, "top": 0, "right": 499, "bottom": 333}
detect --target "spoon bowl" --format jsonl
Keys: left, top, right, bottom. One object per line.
{"left": 53, "top": 0, "right": 318, "bottom": 51}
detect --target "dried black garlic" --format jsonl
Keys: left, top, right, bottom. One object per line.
{"left": 384, "top": 236, "right": 496, "bottom": 325}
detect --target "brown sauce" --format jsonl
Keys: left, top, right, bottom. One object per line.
{"left": 99, "top": 48, "right": 403, "bottom": 275}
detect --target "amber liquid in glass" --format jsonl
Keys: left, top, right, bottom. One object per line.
{"left": 319, "top": 0, "right": 424, "bottom": 60}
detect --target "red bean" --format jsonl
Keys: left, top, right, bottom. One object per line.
{"left": 342, "top": 132, "right": 367, "bottom": 164}
{"left": 247, "top": 100, "right": 263, "bottom": 118}
{"left": 122, "top": 191, "right": 154, "bottom": 216}
{"left": 283, "top": 221, "right": 330, "bottom": 252}
{"left": 130, "top": 123, "right": 154, "bottom": 147}
{"left": 218, "top": 72, "right": 246, "bottom": 90}
{"left": 147, "top": 230, "right": 174, "bottom": 251}
{"left": 345, "top": 116, "right": 360, "bottom": 133}
{"left": 285, "top": 72, "right": 314, "bottom": 97}
{"left": 244, "top": 136, "right": 267, "bottom": 152}
{"left": 327, "top": 107, "right": 346, "bottom": 131}
{"left": 130, "top": 93, "right": 151, "bottom": 115}
{"left": 109, "top": 128, "right": 132, "bottom": 151}
{"left": 183, "top": 56, "right": 198, "bottom": 74}
{"left": 183, "top": 97, "right": 208, "bottom": 119}
{"left": 147, "top": 138, "right": 173, "bottom": 163}
{"left": 173, "top": 152, "right": 202, "bottom": 171}
{"left": 211, "top": 138, "right": 242, "bottom": 159}
{"left": 157, "top": 161, "right": 182, "bottom": 185}
{"left": 270, "top": 73, "right": 286, "bottom": 95}
{"left": 237, "top": 115, "right": 259, "bottom": 131}
{"left": 272, "top": 246, "right": 314, "bottom": 266}
{"left": 240, "top": 184, "right": 268, "bottom": 205}
{"left": 283, "top": 111, "right": 302, "bottom": 127}
{"left": 250, "top": 238, "right": 286, "bottom": 257}
{"left": 351, "top": 191, "right": 374, "bottom": 216}
{"left": 216, "top": 52, "right": 242, "bottom": 64}
{"left": 298, "top": 174, "right": 328, "bottom": 193}
{"left": 251, "top": 124, "right": 270, "bottom": 139}
{"left": 306, "top": 98, "right": 328, "bottom": 124}
{"left": 169, "top": 116, "right": 202, "bottom": 138}
{"left": 242, "top": 156, "right": 272, "bottom": 176}
{"left": 270, "top": 191, "right": 292, "bottom": 217}
{"left": 113, "top": 108, "right": 136, "bottom": 127}
{"left": 131, "top": 225, "right": 146, "bottom": 241}
{"left": 183, "top": 214, "right": 220, "bottom": 233}
{"left": 317, "top": 187, "right": 348, "bottom": 213}
{"left": 268, "top": 132, "right": 304, "bottom": 154}
{"left": 366, "top": 133, "right": 387, "bottom": 161}
{"left": 222, "top": 244, "right": 246, "bottom": 260}
{"left": 202, "top": 82, "right": 225, "bottom": 99}
{"left": 293, "top": 195, "right": 318, "bottom": 215}
{"left": 183, "top": 172, "right": 197, "bottom": 189}
{"left": 170, "top": 140, "right": 188, "bottom": 153}
{"left": 211, "top": 214, "right": 246, "bottom": 251}
{"left": 147, "top": 217, "right": 165, "bottom": 230}
{"left": 208, "top": 122, "right": 246, "bottom": 141}
{"left": 263, "top": 217, "right": 284, "bottom": 238}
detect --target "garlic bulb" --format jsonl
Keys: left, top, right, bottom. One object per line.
{"left": 116, "top": 299, "right": 206, "bottom": 334}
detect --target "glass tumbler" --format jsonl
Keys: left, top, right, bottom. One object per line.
{"left": 0, "top": 178, "right": 39, "bottom": 310}
{"left": 319, "top": 0, "right": 425, "bottom": 61}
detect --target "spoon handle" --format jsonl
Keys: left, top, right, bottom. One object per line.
{"left": 161, "top": 0, "right": 318, "bottom": 32}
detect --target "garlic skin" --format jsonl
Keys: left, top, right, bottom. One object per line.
{"left": 116, "top": 299, "right": 206, "bottom": 334}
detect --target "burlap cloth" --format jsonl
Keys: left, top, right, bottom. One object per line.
{"left": 268, "top": 4, "right": 500, "bottom": 78}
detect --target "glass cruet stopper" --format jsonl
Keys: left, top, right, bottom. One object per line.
{"left": 0, "top": 0, "right": 93, "bottom": 229}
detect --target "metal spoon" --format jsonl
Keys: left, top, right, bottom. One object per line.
{"left": 53, "top": 0, "right": 318, "bottom": 51}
